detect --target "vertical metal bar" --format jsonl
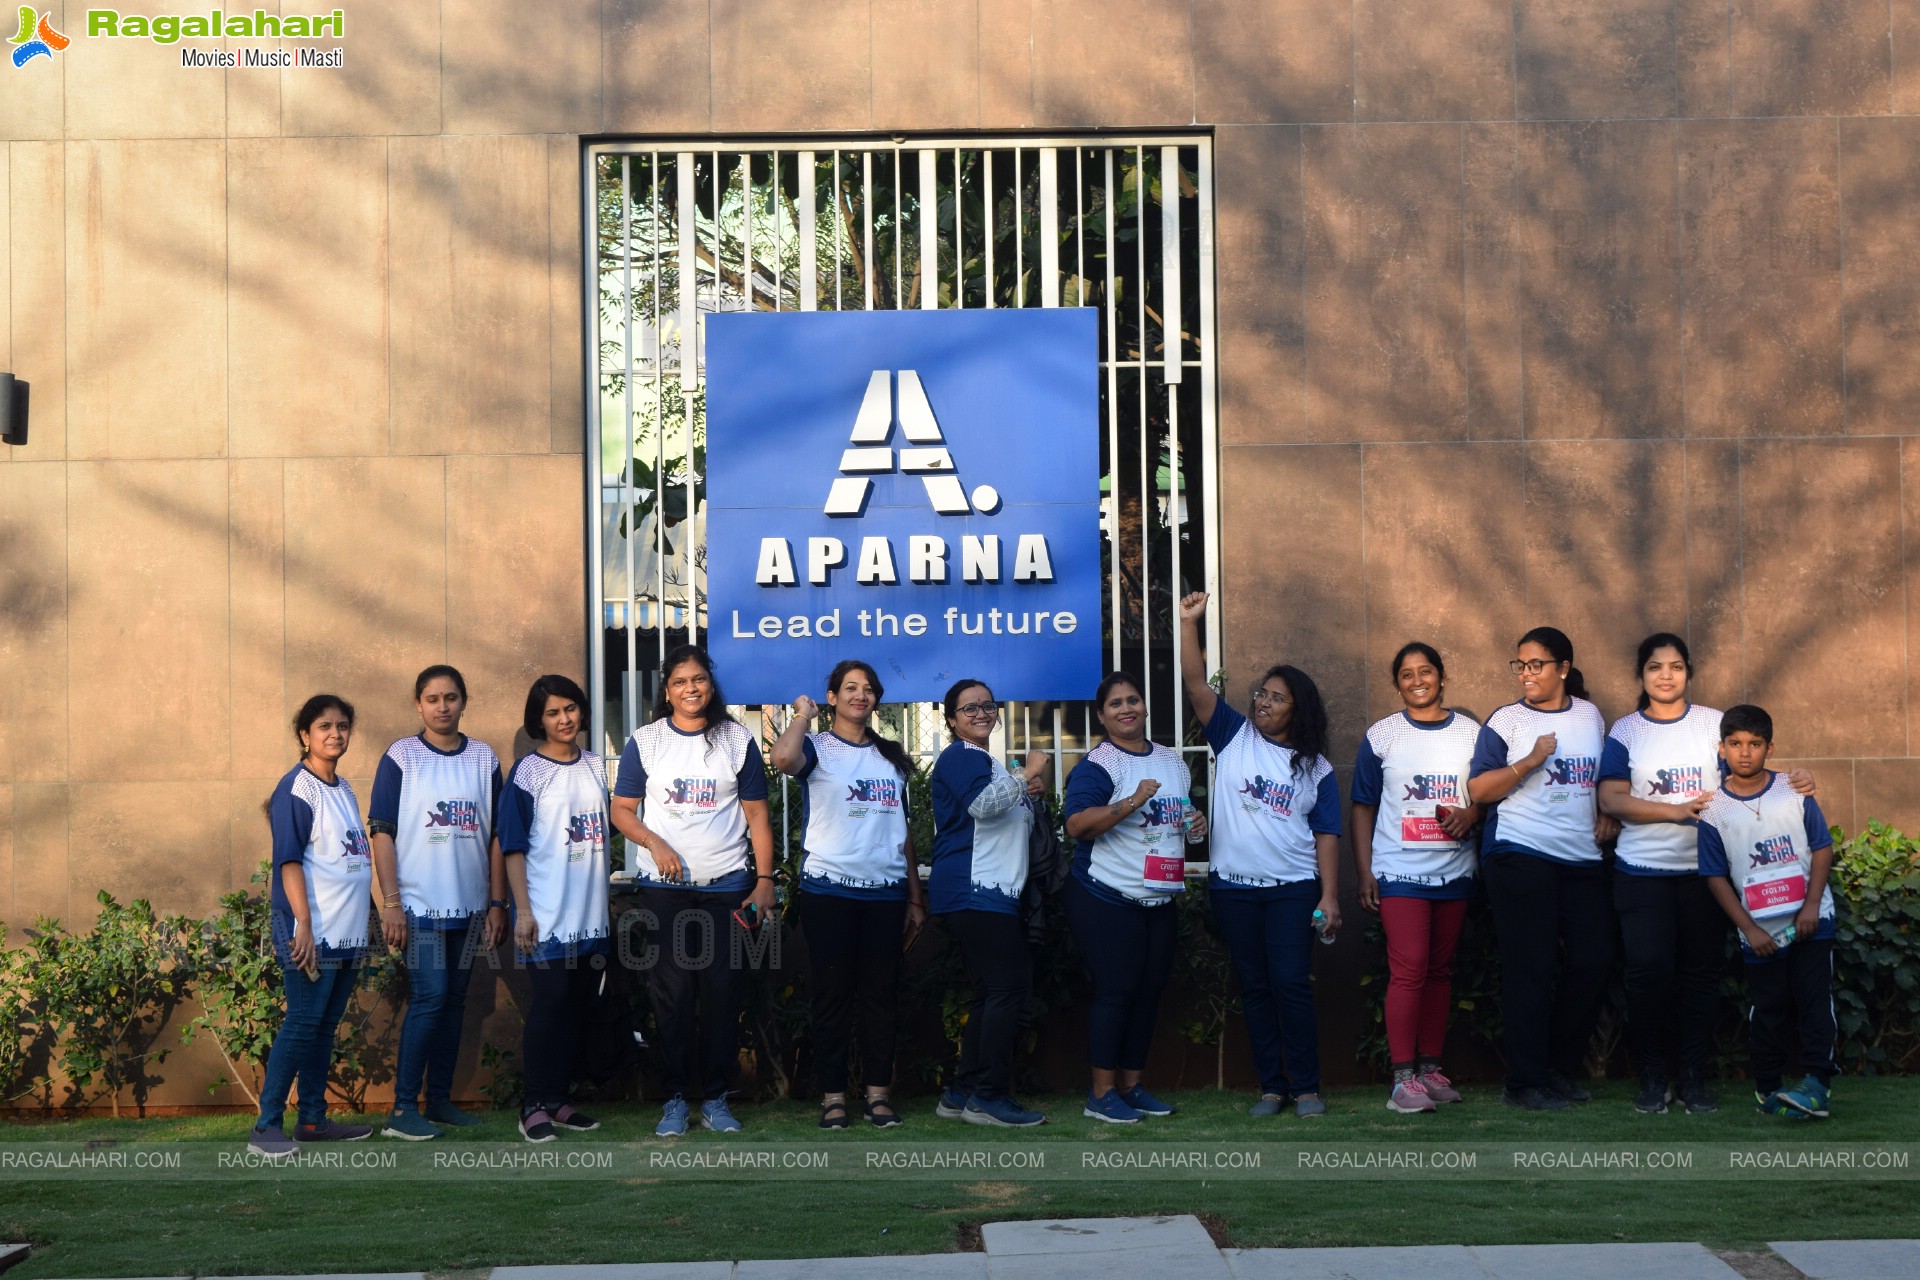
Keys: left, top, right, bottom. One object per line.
{"left": 1075, "top": 147, "right": 1085, "bottom": 302}
{"left": 954, "top": 148, "right": 963, "bottom": 307}
{"left": 655, "top": 154, "right": 670, "bottom": 676}
{"left": 1196, "top": 139, "right": 1223, "bottom": 683}
{"left": 742, "top": 152, "right": 754, "bottom": 311}
{"left": 983, "top": 150, "right": 994, "bottom": 309}
{"left": 1041, "top": 146, "right": 1060, "bottom": 308}
{"left": 1103, "top": 149, "right": 1121, "bottom": 676}
{"left": 863, "top": 151, "right": 875, "bottom": 310}
{"left": 1014, "top": 149, "right": 1024, "bottom": 307}
{"left": 893, "top": 148, "right": 903, "bottom": 311}
{"left": 620, "top": 157, "right": 638, "bottom": 758}
{"left": 919, "top": 150, "right": 937, "bottom": 309}
{"left": 799, "top": 150, "right": 817, "bottom": 311}
{"left": 584, "top": 149, "right": 608, "bottom": 771}
{"left": 1135, "top": 147, "right": 1152, "bottom": 741}
{"left": 677, "top": 151, "right": 695, "bottom": 384}
{"left": 773, "top": 152, "right": 784, "bottom": 312}
{"left": 1161, "top": 144, "right": 1183, "bottom": 386}
{"left": 834, "top": 150, "right": 844, "bottom": 311}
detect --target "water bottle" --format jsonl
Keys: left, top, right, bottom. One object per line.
{"left": 1311, "top": 908, "right": 1336, "bottom": 946}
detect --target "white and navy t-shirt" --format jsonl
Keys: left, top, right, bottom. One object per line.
{"left": 1351, "top": 710, "right": 1479, "bottom": 899}
{"left": 1470, "top": 698, "right": 1606, "bottom": 864}
{"left": 368, "top": 734, "right": 502, "bottom": 926}
{"left": 1064, "top": 741, "right": 1196, "bottom": 907}
{"left": 795, "top": 731, "right": 912, "bottom": 902}
{"left": 1697, "top": 772, "right": 1835, "bottom": 962}
{"left": 269, "top": 764, "right": 373, "bottom": 965}
{"left": 928, "top": 740, "right": 1032, "bottom": 915}
{"left": 1203, "top": 701, "right": 1340, "bottom": 890}
{"left": 497, "top": 750, "right": 611, "bottom": 961}
{"left": 1599, "top": 705, "right": 1724, "bottom": 876}
{"left": 614, "top": 719, "right": 768, "bottom": 893}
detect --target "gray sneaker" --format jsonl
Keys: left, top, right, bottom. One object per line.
{"left": 1247, "top": 1093, "right": 1289, "bottom": 1117}
{"left": 1294, "top": 1093, "right": 1328, "bottom": 1118}
{"left": 248, "top": 1124, "right": 300, "bottom": 1161}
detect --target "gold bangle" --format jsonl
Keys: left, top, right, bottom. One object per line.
{"left": 1508, "top": 763, "right": 1524, "bottom": 783}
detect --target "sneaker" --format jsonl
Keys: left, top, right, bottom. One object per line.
{"left": 1294, "top": 1093, "right": 1328, "bottom": 1118}
{"left": 1678, "top": 1077, "right": 1718, "bottom": 1115}
{"left": 518, "top": 1109, "right": 557, "bottom": 1143}
{"left": 655, "top": 1095, "right": 690, "bottom": 1138}
{"left": 1083, "top": 1089, "right": 1144, "bottom": 1124}
{"left": 1247, "top": 1093, "right": 1289, "bottom": 1118}
{"left": 1755, "top": 1089, "right": 1791, "bottom": 1116}
{"left": 1120, "top": 1084, "right": 1176, "bottom": 1116}
{"left": 1777, "top": 1075, "right": 1830, "bottom": 1119}
{"left": 962, "top": 1094, "right": 1046, "bottom": 1128}
{"left": 1387, "top": 1077, "right": 1436, "bottom": 1114}
{"left": 551, "top": 1104, "right": 600, "bottom": 1131}
{"left": 381, "top": 1109, "right": 442, "bottom": 1141}
{"left": 1502, "top": 1086, "right": 1572, "bottom": 1111}
{"left": 701, "top": 1097, "right": 743, "bottom": 1133}
{"left": 1545, "top": 1071, "right": 1592, "bottom": 1103}
{"left": 247, "top": 1124, "right": 300, "bottom": 1161}
{"left": 423, "top": 1101, "right": 484, "bottom": 1127}
{"left": 294, "top": 1118, "right": 372, "bottom": 1142}
{"left": 1634, "top": 1076, "right": 1672, "bottom": 1115}
{"left": 1417, "top": 1068, "right": 1463, "bottom": 1104}
{"left": 934, "top": 1088, "right": 969, "bottom": 1119}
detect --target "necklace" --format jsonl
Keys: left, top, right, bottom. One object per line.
{"left": 1730, "top": 789, "right": 1765, "bottom": 822}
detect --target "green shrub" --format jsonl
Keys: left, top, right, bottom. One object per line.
{"left": 178, "top": 862, "right": 282, "bottom": 1104}
{"left": 1830, "top": 820, "right": 1920, "bottom": 1075}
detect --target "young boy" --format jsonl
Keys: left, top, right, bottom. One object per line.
{"left": 1696, "top": 705, "right": 1838, "bottom": 1120}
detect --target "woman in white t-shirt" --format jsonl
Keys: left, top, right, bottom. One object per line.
{"left": 770, "top": 659, "right": 925, "bottom": 1130}
{"left": 1063, "top": 669, "right": 1209, "bottom": 1124}
{"left": 249, "top": 694, "right": 376, "bottom": 1159}
{"left": 610, "top": 645, "right": 776, "bottom": 1138}
{"left": 1350, "top": 642, "right": 1482, "bottom": 1116}
{"left": 1467, "top": 626, "right": 1621, "bottom": 1111}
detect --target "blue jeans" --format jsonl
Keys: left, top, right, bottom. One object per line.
{"left": 258, "top": 961, "right": 358, "bottom": 1130}
{"left": 1210, "top": 879, "right": 1321, "bottom": 1096}
{"left": 394, "top": 913, "right": 483, "bottom": 1112}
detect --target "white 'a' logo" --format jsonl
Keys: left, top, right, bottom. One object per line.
{"left": 823, "top": 371, "right": 1001, "bottom": 517}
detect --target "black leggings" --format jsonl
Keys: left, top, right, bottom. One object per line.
{"left": 1615, "top": 870, "right": 1726, "bottom": 1081}
{"left": 522, "top": 955, "right": 599, "bottom": 1111}
{"left": 1482, "top": 853, "right": 1616, "bottom": 1092}
{"left": 635, "top": 885, "right": 751, "bottom": 1101}
{"left": 1064, "top": 876, "right": 1179, "bottom": 1073}
{"left": 800, "top": 890, "right": 905, "bottom": 1094}
{"left": 941, "top": 909, "right": 1031, "bottom": 1099}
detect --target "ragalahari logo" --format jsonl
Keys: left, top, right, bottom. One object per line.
{"left": 9, "top": 7, "right": 69, "bottom": 66}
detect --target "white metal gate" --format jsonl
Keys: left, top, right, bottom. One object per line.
{"left": 583, "top": 136, "right": 1220, "bottom": 868}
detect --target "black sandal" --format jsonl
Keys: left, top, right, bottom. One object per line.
{"left": 818, "top": 1099, "right": 850, "bottom": 1130}
{"left": 865, "top": 1095, "right": 902, "bottom": 1129}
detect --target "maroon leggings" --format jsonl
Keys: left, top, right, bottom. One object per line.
{"left": 1380, "top": 896, "right": 1469, "bottom": 1066}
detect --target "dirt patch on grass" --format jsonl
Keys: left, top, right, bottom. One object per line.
{"left": 954, "top": 1220, "right": 984, "bottom": 1252}
{"left": 1192, "top": 1212, "right": 1231, "bottom": 1249}
{"left": 1713, "top": 1249, "right": 1809, "bottom": 1280}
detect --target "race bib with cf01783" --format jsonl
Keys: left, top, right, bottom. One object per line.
{"left": 1742, "top": 835, "right": 1807, "bottom": 919}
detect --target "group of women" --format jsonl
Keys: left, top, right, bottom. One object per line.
{"left": 248, "top": 609, "right": 1801, "bottom": 1156}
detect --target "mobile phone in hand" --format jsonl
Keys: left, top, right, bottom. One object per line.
{"left": 732, "top": 903, "right": 760, "bottom": 931}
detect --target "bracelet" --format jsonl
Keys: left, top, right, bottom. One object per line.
{"left": 382, "top": 897, "right": 402, "bottom": 909}
{"left": 488, "top": 899, "right": 510, "bottom": 911}
{"left": 755, "top": 874, "right": 776, "bottom": 882}
{"left": 1507, "top": 763, "right": 1524, "bottom": 783}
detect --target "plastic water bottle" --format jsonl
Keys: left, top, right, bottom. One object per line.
{"left": 1311, "top": 908, "right": 1335, "bottom": 946}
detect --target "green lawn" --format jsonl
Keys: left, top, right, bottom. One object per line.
{"left": 4, "top": 1079, "right": 1917, "bottom": 1277}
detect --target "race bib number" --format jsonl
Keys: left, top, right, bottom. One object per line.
{"left": 1143, "top": 852, "right": 1188, "bottom": 892}
{"left": 1744, "top": 871, "right": 1807, "bottom": 917}
{"left": 1401, "top": 814, "right": 1450, "bottom": 844}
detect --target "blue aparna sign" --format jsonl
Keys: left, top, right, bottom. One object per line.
{"left": 705, "top": 309, "right": 1102, "bottom": 704}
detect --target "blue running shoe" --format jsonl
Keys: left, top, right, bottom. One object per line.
{"left": 963, "top": 1094, "right": 1046, "bottom": 1128}
{"left": 655, "top": 1095, "right": 690, "bottom": 1138}
{"left": 935, "top": 1088, "right": 969, "bottom": 1119}
{"left": 1083, "top": 1089, "right": 1144, "bottom": 1124}
{"left": 701, "top": 1096, "right": 744, "bottom": 1133}
{"left": 1777, "top": 1075, "right": 1831, "bottom": 1119}
{"left": 423, "top": 1101, "right": 483, "bottom": 1127}
{"left": 1755, "top": 1089, "right": 1791, "bottom": 1116}
{"left": 382, "top": 1109, "right": 441, "bottom": 1141}
{"left": 1120, "top": 1084, "right": 1175, "bottom": 1116}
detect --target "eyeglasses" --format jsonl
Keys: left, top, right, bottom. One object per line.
{"left": 1508, "top": 659, "right": 1559, "bottom": 676}
{"left": 1251, "top": 690, "right": 1292, "bottom": 706}
{"left": 957, "top": 700, "right": 999, "bottom": 717}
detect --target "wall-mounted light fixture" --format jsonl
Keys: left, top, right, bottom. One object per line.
{"left": 0, "top": 373, "right": 28, "bottom": 447}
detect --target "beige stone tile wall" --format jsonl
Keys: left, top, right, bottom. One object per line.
{"left": 4, "top": 1, "right": 1920, "bottom": 1107}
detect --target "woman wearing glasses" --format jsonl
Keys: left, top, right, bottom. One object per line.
{"left": 1467, "top": 627, "right": 1620, "bottom": 1111}
{"left": 1176, "top": 595, "right": 1338, "bottom": 1119}
{"left": 928, "top": 678, "right": 1050, "bottom": 1127}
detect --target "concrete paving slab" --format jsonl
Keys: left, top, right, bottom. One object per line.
{"left": 737, "top": 1257, "right": 988, "bottom": 1278}
{"left": 1224, "top": 1245, "right": 1493, "bottom": 1279}
{"left": 492, "top": 1268, "right": 733, "bottom": 1280}
{"left": 0, "top": 1245, "right": 29, "bottom": 1274}
{"left": 228, "top": 1275, "right": 428, "bottom": 1280}
{"left": 1767, "top": 1239, "right": 1920, "bottom": 1280}
{"left": 1468, "top": 1243, "right": 1743, "bottom": 1279}
{"left": 986, "top": 1242, "right": 1232, "bottom": 1280}
{"left": 981, "top": 1215, "right": 1217, "bottom": 1256}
